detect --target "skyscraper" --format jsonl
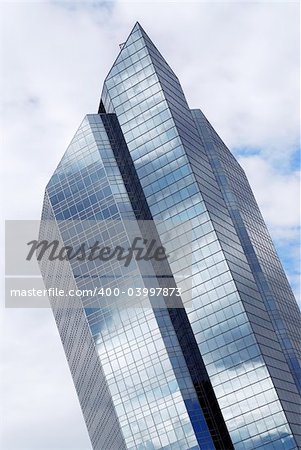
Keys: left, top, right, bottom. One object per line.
{"left": 39, "top": 23, "right": 301, "bottom": 450}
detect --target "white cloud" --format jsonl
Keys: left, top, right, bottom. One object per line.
{"left": 0, "top": 308, "right": 92, "bottom": 450}
{"left": 0, "top": 1, "right": 299, "bottom": 449}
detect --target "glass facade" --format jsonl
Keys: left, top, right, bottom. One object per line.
{"left": 39, "top": 22, "right": 301, "bottom": 450}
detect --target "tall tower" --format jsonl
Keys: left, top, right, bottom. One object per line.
{"left": 39, "top": 23, "right": 301, "bottom": 449}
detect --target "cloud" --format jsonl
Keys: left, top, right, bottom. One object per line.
{"left": 0, "top": 1, "right": 299, "bottom": 449}
{"left": 0, "top": 309, "right": 92, "bottom": 450}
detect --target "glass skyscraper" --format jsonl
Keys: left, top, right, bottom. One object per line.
{"left": 39, "top": 23, "right": 301, "bottom": 450}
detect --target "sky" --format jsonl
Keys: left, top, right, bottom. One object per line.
{"left": 0, "top": 1, "right": 300, "bottom": 449}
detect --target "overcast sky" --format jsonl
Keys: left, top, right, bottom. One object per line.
{"left": 0, "top": 1, "right": 300, "bottom": 449}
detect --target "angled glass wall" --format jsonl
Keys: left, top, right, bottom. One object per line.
{"left": 40, "top": 22, "right": 301, "bottom": 450}
{"left": 100, "top": 22, "right": 301, "bottom": 450}
{"left": 40, "top": 115, "right": 222, "bottom": 450}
